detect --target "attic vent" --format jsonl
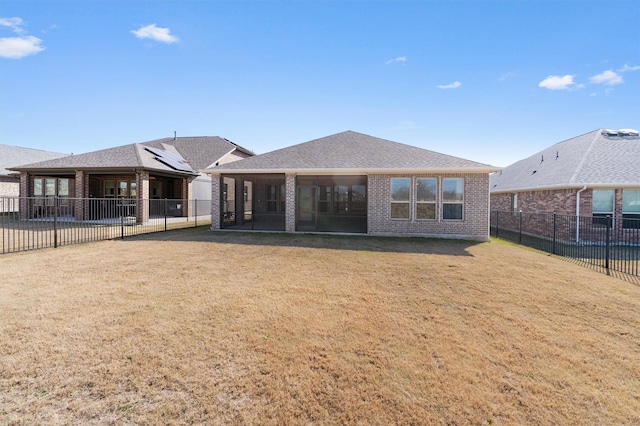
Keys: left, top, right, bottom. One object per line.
{"left": 602, "top": 128, "right": 639, "bottom": 137}
{"left": 618, "top": 128, "right": 639, "bottom": 136}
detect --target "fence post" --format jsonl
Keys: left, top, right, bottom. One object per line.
{"left": 195, "top": 199, "right": 197, "bottom": 228}
{"left": 605, "top": 215, "right": 611, "bottom": 273}
{"left": 518, "top": 210, "right": 523, "bottom": 244}
{"left": 54, "top": 196, "right": 59, "bottom": 248}
{"left": 552, "top": 212, "right": 557, "bottom": 255}
{"left": 164, "top": 198, "right": 168, "bottom": 232}
{"left": 120, "top": 197, "right": 125, "bottom": 240}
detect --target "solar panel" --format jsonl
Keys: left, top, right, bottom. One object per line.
{"left": 144, "top": 146, "right": 195, "bottom": 173}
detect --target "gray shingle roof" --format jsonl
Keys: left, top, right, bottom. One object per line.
{"left": 9, "top": 136, "right": 252, "bottom": 175}
{"left": 490, "top": 129, "right": 640, "bottom": 193}
{"left": 0, "top": 144, "right": 69, "bottom": 177}
{"left": 206, "top": 131, "right": 497, "bottom": 174}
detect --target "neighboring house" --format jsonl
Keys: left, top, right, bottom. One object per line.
{"left": 204, "top": 131, "right": 498, "bottom": 241}
{"left": 10, "top": 136, "right": 253, "bottom": 222}
{"left": 490, "top": 128, "right": 640, "bottom": 231}
{"left": 0, "top": 144, "right": 69, "bottom": 212}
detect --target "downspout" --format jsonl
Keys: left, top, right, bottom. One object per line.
{"left": 575, "top": 186, "right": 587, "bottom": 242}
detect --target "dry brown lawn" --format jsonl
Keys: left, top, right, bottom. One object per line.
{"left": 1, "top": 229, "right": 639, "bottom": 425}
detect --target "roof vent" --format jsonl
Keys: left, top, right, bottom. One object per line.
{"left": 602, "top": 128, "right": 639, "bottom": 137}
{"left": 618, "top": 128, "right": 639, "bottom": 136}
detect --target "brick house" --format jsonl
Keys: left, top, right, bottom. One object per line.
{"left": 205, "top": 131, "right": 498, "bottom": 241}
{"left": 10, "top": 136, "right": 253, "bottom": 222}
{"left": 490, "top": 128, "right": 640, "bottom": 237}
{"left": 1, "top": 144, "right": 69, "bottom": 212}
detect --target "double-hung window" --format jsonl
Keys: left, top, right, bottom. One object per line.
{"left": 416, "top": 178, "right": 437, "bottom": 220}
{"left": 592, "top": 189, "right": 614, "bottom": 226}
{"left": 442, "top": 178, "right": 464, "bottom": 220}
{"left": 390, "top": 178, "right": 410, "bottom": 219}
{"left": 622, "top": 189, "right": 640, "bottom": 230}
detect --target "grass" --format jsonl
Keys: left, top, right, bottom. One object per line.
{"left": 1, "top": 229, "right": 639, "bottom": 425}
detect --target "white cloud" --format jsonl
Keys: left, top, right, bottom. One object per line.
{"left": 0, "top": 17, "right": 25, "bottom": 33}
{"left": 386, "top": 56, "right": 407, "bottom": 65}
{"left": 590, "top": 70, "right": 623, "bottom": 85}
{"left": 618, "top": 64, "right": 640, "bottom": 72}
{"left": 0, "top": 17, "right": 45, "bottom": 59}
{"left": 131, "top": 24, "right": 179, "bottom": 44}
{"left": 437, "top": 81, "right": 461, "bottom": 89}
{"left": 538, "top": 75, "right": 579, "bottom": 91}
{"left": 0, "top": 36, "right": 45, "bottom": 58}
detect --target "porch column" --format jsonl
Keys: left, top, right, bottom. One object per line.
{"left": 137, "top": 170, "right": 149, "bottom": 223}
{"left": 210, "top": 173, "right": 221, "bottom": 230}
{"left": 183, "top": 177, "right": 194, "bottom": 218}
{"left": 74, "top": 170, "right": 85, "bottom": 220}
{"left": 19, "top": 172, "right": 29, "bottom": 219}
{"left": 285, "top": 173, "right": 296, "bottom": 232}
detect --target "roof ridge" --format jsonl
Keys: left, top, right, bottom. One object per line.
{"left": 568, "top": 129, "right": 600, "bottom": 184}
{"left": 133, "top": 143, "right": 145, "bottom": 167}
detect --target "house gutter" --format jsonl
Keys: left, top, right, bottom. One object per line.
{"left": 575, "top": 185, "right": 587, "bottom": 242}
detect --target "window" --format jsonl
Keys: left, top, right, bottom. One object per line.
{"left": 104, "top": 180, "right": 115, "bottom": 197}
{"left": 416, "top": 178, "right": 436, "bottom": 220}
{"left": 31, "top": 177, "right": 74, "bottom": 210}
{"left": 512, "top": 193, "right": 518, "bottom": 213}
{"left": 390, "top": 178, "right": 410, "bottom": 219}
{"left": 32, "top": 177, "right": 73, "bottom": 202}
{"left": 592, "top": 189, "right": 614, "bottom": 226}
{"left": 622, "top": 189, "right": 640, "bottom": 229}
{"left": 442, "top": 178, "right": 464, "bottom": 220}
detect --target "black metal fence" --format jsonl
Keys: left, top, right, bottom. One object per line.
{"left": 1, "top": 197, "right": 212, "bottom": 254}
{"left": 491, "top": 211, "right": 639, "bottom": 280}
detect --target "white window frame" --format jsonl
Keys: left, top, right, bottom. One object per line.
{"left": 390, "top": 178, "right": 411, "bottom": 219}
{"left": 416, "top": 177, "right": 437, "bottom": 220}
{"left": 442, "top": 178, "right": 464, "bottom": 221}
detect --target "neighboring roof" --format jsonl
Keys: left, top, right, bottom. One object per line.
{"left": 490, "top": 128, "right": 640, "bottom": 193}
{"left": 9, "top": 136, "right": 253, "bottom": 175}
{"left": 0, "top": 144, "right": 69, "bottom": 177}
{"left": 205, "top": 131, "right": 498, "bottom": 174}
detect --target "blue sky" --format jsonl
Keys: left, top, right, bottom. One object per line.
{"left": 1, "top": 0, "right": 639, "bottom": 167}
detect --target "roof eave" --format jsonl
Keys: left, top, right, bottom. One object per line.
{"left": 491, "top": 182, "right": 640, "bottom": 193}
{"left": 9, "top": 166, "right": 198, "bottom": 176}
{"left": 204, "top": 167, "right": 499, "bottom": 175}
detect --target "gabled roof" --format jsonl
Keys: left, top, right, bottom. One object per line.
{"left": 9, "top": 136, "right": 253, "bottom": 175}
{"left": 0, "top": 144, "right": 69, "bottom": 177}
{"left": 205, "top": 131, "right": 497, "bottom": 174}
{"left": 490, "top": 129, "right": 640, "bottom": 193}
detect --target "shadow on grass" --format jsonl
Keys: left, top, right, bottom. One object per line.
{"left": 125, "top": 226, "right": 482, "bottom": 256}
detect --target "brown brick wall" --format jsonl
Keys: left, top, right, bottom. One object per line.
{"left": 368, "top": 173, "right": 490, "bottom": 241}
{"left": 491, "top": 188, "right": 599, "bottom": 216}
